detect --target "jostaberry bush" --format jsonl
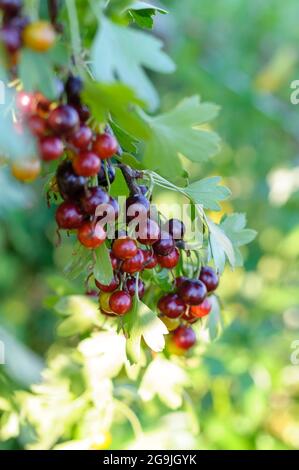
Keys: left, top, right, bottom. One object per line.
{"left": 0, "top": 0, "right": 256, "bottom": 450}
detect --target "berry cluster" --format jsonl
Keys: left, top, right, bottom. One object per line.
{"left": 0, "top": 0, "right": 56, "bottom": 64}
{"left": 10, "top": 71, "right": 222, "bottom": 353}
{"left": 158, "top": 266, "right": 219, "bottom": 352}
{"left": 97, "top": 215, "right": 185, "bottom": 316}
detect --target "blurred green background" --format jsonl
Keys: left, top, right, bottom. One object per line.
{"left": 1, "top": 0, "right": 299, "bottom": 450}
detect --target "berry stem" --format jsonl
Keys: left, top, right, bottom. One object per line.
{"left": 117, "top": 163, "right": 143, "bottom": 195}
{"left": 47, "top": 0, "right": 61, "bottom": 31}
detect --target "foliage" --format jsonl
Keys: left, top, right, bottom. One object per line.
{"left": 1, "top": 0, "right": 298, "bottom": 452}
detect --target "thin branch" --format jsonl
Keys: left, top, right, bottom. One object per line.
{"left": 117, "top": 163, "right": 143, "bottom": 195}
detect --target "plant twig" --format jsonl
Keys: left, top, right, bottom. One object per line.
{"left": 47, "top": 0, "right": 62, "bottom": 32}
{"left": 117, "top": 163, "right": 143, "bottom": 195}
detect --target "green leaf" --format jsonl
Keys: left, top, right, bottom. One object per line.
{"left": 220, "top": 213, "right": 257, "bottom": 266}
{"left": 124, "top": 298, "right": 168, "bottom": 364}
{"left": 120, "top": 152, "right": 145, "bottom": 170}
{"left": 207, "top": 295, "right": 223, "bottom": 340}
{"left": 127, "top": 2, "right": 167, "bottom": 29}
{"left": 207, "top": 218, "right": 235, "bottom": 273}
{"left": 139, "top": 357, "right": 188, "bottom": 409}
{"left": 110, "top": 121, "right": 139, "bottom": 153}
{"left": 82, "top": 81, "right": 149, "bottom": 139}
{"left": 91, "top": 16, "right": 175, "bottom": 110}
{"left": 19, "top": 49, "right": 59, "bottom": 100}
{"left": 142, "top": 96, "right": 220, "bottom": 182}
{"left": 185, "top": 176, "right": 231, "bottom": 211}
{"left": 64, "top": 244, "right": 91, "bottom": 280}
{"left": 93, "top": 243, "right": 113, "bottom": 285}
{"left": 109, "top": 167, "right": 129, "bottom": 198}
{"left": 55, "top": 295, "right": 99, "bottom": 336}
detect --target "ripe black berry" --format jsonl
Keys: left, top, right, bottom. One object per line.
{"left": 158, "top": 293, "right": 186, "bottom": 318}
{"left": 199, "top": 266, "right": 219, "bottom": 292}
{"left": 98, "top": 162, "right": 116, "bottom": 187}
{"left": 121, "top": 249, "right": 144, "bottom": 274}
{"left": 109, "top": 290, "right": 132, "bottom": 315}
{"left": 153, "top": 231, "right": 174, "bottom": 256}
{"left": 173, "top": 325, "right": 196, "bottom": 350}
{"left": 137, "top": 219, "right": 160, "bottom": 245}
{"left": 69, "top": 125, "right": 93, "bottom": 150}
{"left": 65, "top": 75, "right": 83, "bottom": 104}
{"left": 0, "top": 25, "right": 21, "bottom": 52}
{"left": 56, "top": 160, "right": 87, "bottom": 200}
{"left": 81, "top": 187, "right": 110, "bottom": 216}
{"left": 165, "top": 218, "right": 185, "bottom": 240}
{"left": 48, "top": 104, "right": 79, "bottom": 136}
{"left": 178, "top": 279, "right": 207, "bottom": 305}
{"left": 0, "top": 0, "right": 22, "bottom": 15}
{"left": 124, "top": 277, "right": 145, "bottom": 299}
{"left": 142, "top": 250, "right": 158, "bottom": 269}
{"left": 126, "top": 194, "right": 150, "bottom": 222}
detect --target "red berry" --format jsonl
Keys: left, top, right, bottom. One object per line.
{"left": 48, "top": 104, "right": 79, "bottom": 136}
{"left": 81, "top": 187, "right": 110, "bottom": 216}
{"left": 178, "top": 279, "right": 207, "bottom": 306}
{"left": 93, "top": 133, "right": 118, "bottom": 159}
{"left": 69, "top": 125, "right": 93, "bottom": 150}
{"left": 153, "top": 231, "right": 174, "bottom": 256}
{"left": 109, "top": 290, "right": 132, "bottom": 315}
{"left": 181, "top": 310, "right": 199, "bottom": 324}
{"left": 27, "top": 114, "right": 47, "bottom": 137}
{"left": 124, "top": 277, "right": 145, "bottom": 299}
{"left": 143, "top": 250, "right": 158, "bottom": 269}
{"left": 112, "top": 238, "right": 137, "bottom": 260}
{"left": 190, "top": 297, "right": 212, "bottom": 318}
{"left": 95, "top": 275, "right": 119, "bottom": 293}
{"left": 199, "top": 266, "right": 219, "bottom": 292}
{"left": 158, "top": 293, "right": 186, "bottom": 319}
{"left": 126, "top": 194, "right": 150, "bottom": 222}
{"left": 121, "top": 249, "right": 144, "bottom": 274}
{"left": 77, "top": 221, "right": 106, "bottom": 249}
{"left": 55, "top": 201, "right": 84, "bottom": 230}
{"left": 16, "top": 91, "right": 35, "bottom": 115}
{"left": 173, "top": 325, "right": 196, "bottom": 350}
{"left": 72, "top": 151, "right": 101, "bottom": 177}
{"left": 39, "top": 136, "right": 64, "bottom": 161}
{"left": 137, "top": 219, "right": 160, "bottom": 245}
{"left": 157, "top": 248, "right": 180, "bottom": 269}
{"left": 165, "top": 218, "right": 185, "bottom": 240}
